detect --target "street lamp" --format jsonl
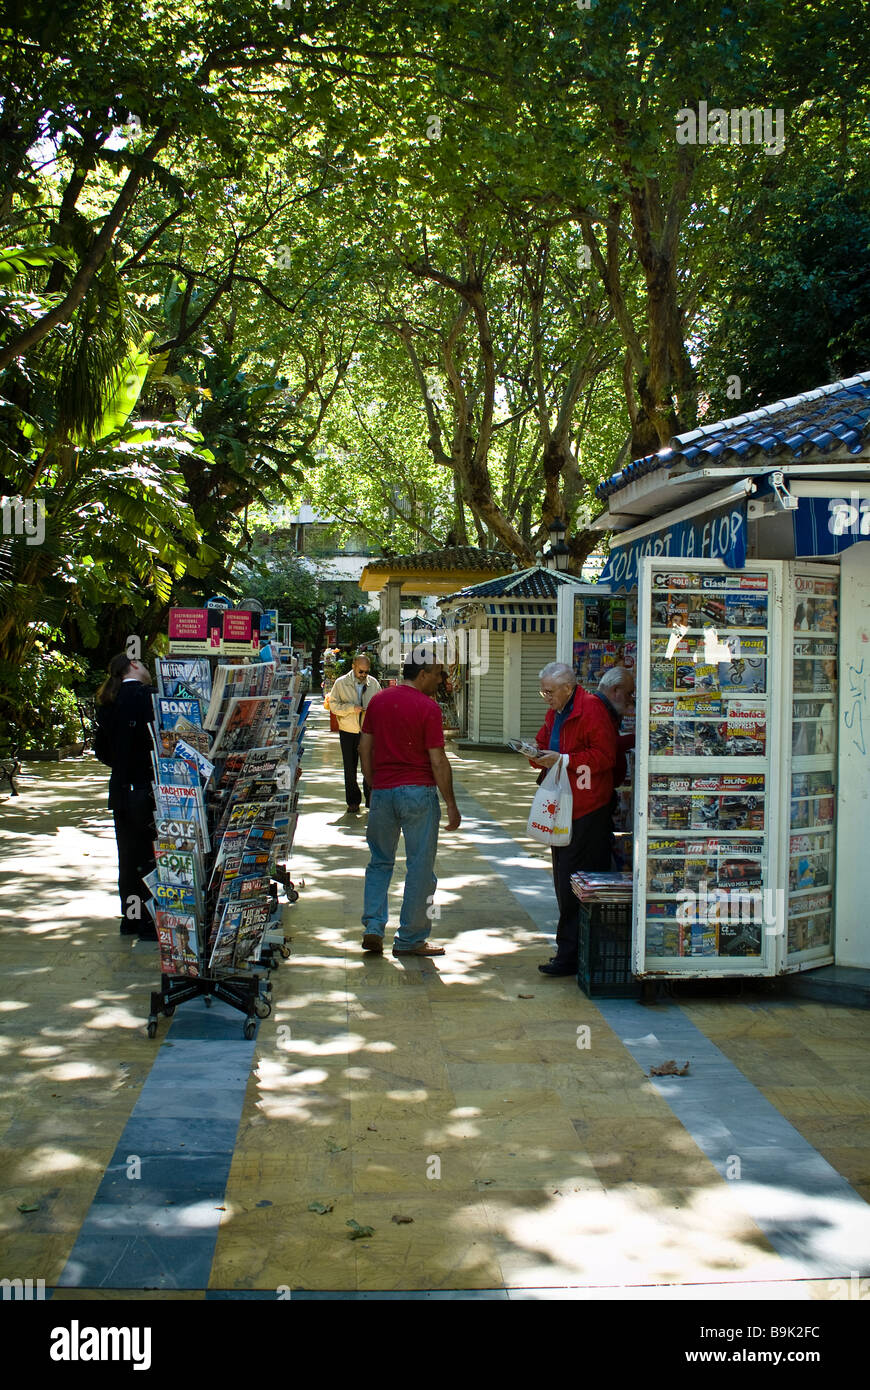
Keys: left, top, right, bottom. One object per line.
{"left": 544, "top": 517, "right": 571, "bottom": 572}
{"left": 333, "top": 589, "right": 342, "bottom": 645}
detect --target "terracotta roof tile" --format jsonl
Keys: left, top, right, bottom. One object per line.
{"left": 596, "top": 371, "right": 870, "bottom": 502}
{"left": 363, "top": 546, "right": 513, "bottom": 574}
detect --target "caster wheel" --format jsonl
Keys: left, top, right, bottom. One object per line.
{"left": 280, "top": 945, "right": 291, "bottom": 960}
{"left": 244, "top": 1018, "right": 256, "bottom": 1040}
{"left": 287, "top": 889, "right": 299, "bottom": 903}
{"left": 203, "top": 995, "right": 212, "bottom": 1008}
{"left": 147, "top": 1018, "right": 158, "bottom": 1039}
{"left": 254, "top": 999, "right": 271, "bottom": 1019}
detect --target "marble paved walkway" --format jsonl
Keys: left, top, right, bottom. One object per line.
{"left": 1, "top": 705, "right": 869, "bottom": 1299}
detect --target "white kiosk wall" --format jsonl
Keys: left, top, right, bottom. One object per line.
{"left": 835, "top": 541, "right": 870, "bottom": 968}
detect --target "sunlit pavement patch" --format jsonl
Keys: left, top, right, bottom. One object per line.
{"left": 456, "top": 782, "right": 870, "bottom": 1279}
{"left": 595, "top": 1000, "right": 870, "bottom": 1278}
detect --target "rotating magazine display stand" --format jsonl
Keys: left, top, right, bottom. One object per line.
{"left": 143, "top": 633, "right": 308, "bottom": 1039}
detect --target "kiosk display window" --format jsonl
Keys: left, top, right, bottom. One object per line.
{"left": 636, "top": 562, "right": 779, "bottom": 973}
{"left": 787, "top": 572, "right": 838, "bottom": 959}
{"left": 571, "top": 590, "right": 637, "bottom": 868}
{"left": 572, "top": 592, "right": 637, "bottom": 688}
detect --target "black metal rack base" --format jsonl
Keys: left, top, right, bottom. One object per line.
{"left": 148, "top": 971, "right": 272, "bottom": 1040}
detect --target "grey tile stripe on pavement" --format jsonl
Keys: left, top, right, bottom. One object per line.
{"left": 56, "top": 1005, "right": 257, "bottom": 1291}
{"left": 453, "top": 784, "right": 870, "bottom": 1280}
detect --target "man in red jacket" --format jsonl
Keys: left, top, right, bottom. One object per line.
{"left": 528, "top": 662, "right": 634, "bottom": 976}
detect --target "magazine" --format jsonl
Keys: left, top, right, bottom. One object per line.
{"left": 152, "top": 881, "right": 198, "bottom": 914}
{"left": 155, "top": 833, "right": 201, "bottom": 860}
{"left": 154, "top": 813, "right": 207, "bottom": 855}
{"left": 154, "top": 846, "right": 199, "bottom": 890}
{"left": 156, "top": 656, "right": 212, "bottom": 707}
{"left": 155, "top": 911, "right": 200, "bottom": 976}
{"left": 719, "top": 655, "right": 766, "bottom": 693}
{"left": 650, "top": 659, "right": 674, "bottom": 692}
{"left": 213, "top": 777, "right": 281, "bottom": 839}
{"left": 209, "top": 818, "right": 280, "bottom": 885}
{"left": 154, "top": 755, "right": 198, "bottom": 788}
{"left": 724, "top": 698, "right": 766, "bottom": 755}
{"left": 724, "top": 594, "right": 768, "bottom": 628}
{"left": 152, "top": 695, "right": 206, "bottom": 756}
{"left": 204, "top": 662, "right": 276, "bottom": 730}
{"left": 173, "top": 737, "right": 215, "bottom": 788}
{"left": 153, "top": 695, "right": 203, "bottom": 732}
{"left": 209, "top": 900, "right": 273, "bottom": 973}
{"left": 210, "top": 696, "right": 280, "bottom": 756}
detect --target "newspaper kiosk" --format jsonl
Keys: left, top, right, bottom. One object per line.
{"left": 557, "top": 373, "right": 870, "bottom": 983}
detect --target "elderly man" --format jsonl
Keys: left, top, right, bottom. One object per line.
{"left": 329, "top": 652, "right": 382, "bottom": 812}
{"left": 359, "top": 645, "right": 461, "bottom": 957}
{"left": 529, "top": 662, "right": 633, "bottom": 976}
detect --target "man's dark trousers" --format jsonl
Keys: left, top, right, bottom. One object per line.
{"left": 550, "top": 803, "right": 612, "bottom": 967}
{"left": 339, "top": 729, "right": 371, "bottom": 808}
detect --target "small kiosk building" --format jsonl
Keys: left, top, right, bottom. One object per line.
{"left": 439, "top": 567, "right": 590, "bottom": 745}
{"left": 558, "top": 373, "right": 870, "bottom": 982}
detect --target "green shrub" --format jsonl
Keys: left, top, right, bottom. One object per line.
{"left": 0, "top": 644, "right": 90, "bottom": 753}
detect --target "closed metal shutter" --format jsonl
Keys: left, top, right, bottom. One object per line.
{"left": 478, "top": 631, "right": 505, "bottom": 741}
{"left": 520, "top": 633, "right": 558, "bottom": 738}
{"left": 466, "top": 660, "right": 476, "bottom": 737}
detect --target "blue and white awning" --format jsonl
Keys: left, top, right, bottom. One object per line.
{"left": 486, "top": 603, "right": 556, "bottom": 633}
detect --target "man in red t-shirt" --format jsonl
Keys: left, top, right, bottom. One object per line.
{"left": 359, "top": 647, "right": 461, "bottom": 957}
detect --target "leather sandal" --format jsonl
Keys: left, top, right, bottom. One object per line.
{"left": 392, "top": 943, "right": 445, "bottom": 956}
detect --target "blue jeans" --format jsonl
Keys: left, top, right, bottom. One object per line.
{"left": 362, "top": 785, "right": 440, "bottom": 948}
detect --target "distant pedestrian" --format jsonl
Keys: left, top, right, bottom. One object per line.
{"left": 359, "top": 646, "right": 461, "bottom": 957}
{"left": 94, "top": 652, "right": 157, "bottom": 939}
{"left": 329, "top": 653, "right": 381, "bottom": 811}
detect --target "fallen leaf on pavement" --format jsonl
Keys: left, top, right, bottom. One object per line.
{"left": 308, "top": 1201, "right": 334, "bottom": 1215}
{"left": 649, "top": 1059, "right": 690, "bottom": 1076}
{"left": 346, "top": 1219, "right": 374, "bottom": 1239}
{"left": 391, "top": 1214, "right": 413, "bottom": 1224}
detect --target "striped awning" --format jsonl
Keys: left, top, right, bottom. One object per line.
{"left": 486, "top": 603, "right": 556, "bottom": 634}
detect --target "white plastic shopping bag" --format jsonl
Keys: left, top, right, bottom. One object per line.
{"left": 526, "top": 754, "right": 573, "bottom": 846}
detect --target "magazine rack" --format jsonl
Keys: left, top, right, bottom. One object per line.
{"left": 147, "top": 971, "right": 271, "bottom": 1039}
{"left": 144, "top": 639, "right": 307, "bottom": 1038}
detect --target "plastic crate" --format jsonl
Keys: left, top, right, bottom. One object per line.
{"left": 577, "top": 901, "right": 641, "bottom": 998}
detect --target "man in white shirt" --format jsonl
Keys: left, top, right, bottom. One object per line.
{"left": 328, "top": 653, "right": 382, "bottom": 812}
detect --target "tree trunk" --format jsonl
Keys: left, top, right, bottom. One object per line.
{"left": 0, "top": 125, "right": 177, "bottom": 373}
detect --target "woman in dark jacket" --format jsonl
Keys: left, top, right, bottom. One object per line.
{"left": 95, "top": 653, "right": 157, "bottom": 938}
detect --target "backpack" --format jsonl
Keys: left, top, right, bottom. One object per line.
{"left": 93, "top": 703, "right": 116, "bottom": 767}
